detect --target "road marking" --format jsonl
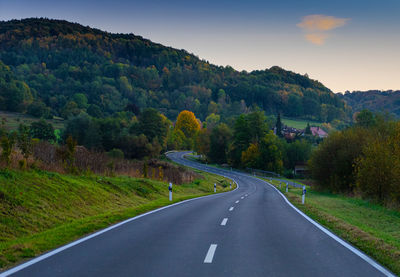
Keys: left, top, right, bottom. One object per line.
{"left": 204, "top": 244, "right": 218, "bottom": 263}
{"left": 235, "top": 200, "right": 239, "bottom": 203}
{"left": 176, "top": 152, "right": 395, "bottom": 276}
{"left": 245, "top": 194, "right": 248, "bottom": 197}
{"left": 221, "top": 218, "right": 228, "bottom": 226}
{"left": 262, "top": 180, "right": 396, "bottom": 277}
{"left": 241, "top": 196, "right": 244, "bottom": 199}
{"left": 229, "top": 207, "right": 234, "bottom": 211}
{"left": 0, "top": 161, "right": 240, "bottom": 277}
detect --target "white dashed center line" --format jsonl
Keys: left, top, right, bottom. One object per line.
{"left": 221, "top": 218, "right": 228, "bottom": 226}
{"left": 229, "top": 207, "right": 234, "bottom": 211}
{"left": 204, "top": 244, "right": 218, "bottom": 263}
{"left": 235, "top": 200, "right": 239, "bottom": 203}
{"left": 241, "top": 196, "right": 244, "bottom": 199}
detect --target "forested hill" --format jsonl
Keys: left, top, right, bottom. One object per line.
{"left": 0, "top": 18, "right": 348, "bottom": 122}
{"left": 339, "top": 90, "right": 400, "bottom": 117}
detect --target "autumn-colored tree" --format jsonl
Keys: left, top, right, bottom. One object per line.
{"left": 241, "top": 143, "right": 260, "bottom": 168}
{"left": 356, "top": 122, "right": 400, "bottom": 204}
{"left": 195, "top": 129, "right": 211, "bottom": 157}
{"left": 175, "top": 110, "right": 200, "bottom": 140}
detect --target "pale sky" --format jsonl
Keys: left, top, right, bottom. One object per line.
{"left": 0, "top": 0, "right": 399, "bottom": 92}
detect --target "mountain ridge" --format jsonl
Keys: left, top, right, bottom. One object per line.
{"left": 0, "top": 18, "right": 348, "bottom": 122}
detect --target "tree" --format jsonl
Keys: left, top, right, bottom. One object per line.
{"left": 27, "top": 101, "right": 51, "bottom": 118}
{"left": 284, "top": 139, "right": 312, "bottom": 170}
{"left": 204, "top": 113, "right": 220, "bottom": 130}
{"left": 30, "top": 120, "right": 56, "bottom": 141}
{"left": 64, "top": 114, "right": 102, "bottom": 149}
{"left": 17, "top": 124, "right": 34, "bottom": 166}
{"left": 258, "top": 131, "right": 284, "bottom": 173}
{"left": 241, "top": 143, "right": 260, "bottom": 169}
{"left": 175, "top": 110, "right": 200, "bottom": 140}
{"left": 355, "top": 109, "right": 376, "bottom": 128}
{"left": 309, "top": 128, "right": 370, "bottom": 192}
{"left": 195, "top": 128, "right": 211, "bottom": 157}
{"left": 305, "top": 123, "right": 311, "bottom": 135}
{"left": 208, "top": 124, "right": 232, "bottom": 164}
{"left": 0, "top": 133, "right": 15, "bottom": 166}
{"left": 135, "top": 108, "right": 170, "bottom": 146}
{"left": 167, "top": 128, "right": 186, "bottom": 150}
{"left": 275, "top": 113, "right": 282, "bottom": 137}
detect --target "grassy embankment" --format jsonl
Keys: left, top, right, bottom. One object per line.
{"left": 0, "top": 168, "right": 233, "bottom": 270}
{"left": 267, "top": 179, "right": 400, "bottom": 275}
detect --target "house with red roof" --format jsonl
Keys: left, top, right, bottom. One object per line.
{"left": 310, "top": 127, "right": 328, "bottom": 138}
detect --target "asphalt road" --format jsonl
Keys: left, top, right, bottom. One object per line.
{"left": 1, "top": 151, "right": 394, "bottom": 277}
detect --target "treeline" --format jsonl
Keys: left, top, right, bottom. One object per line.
{"left": 339, "top": 90, "right": 400, "bottom": 118}
{"left": 309, "top": 110, "right": 400, "bottom": 205}
{"left": 194, "top": 110, "right": 313, "bottom": 176}
{"left": 0, "top": 18, "right": 349, "bottom": 122}
{"left": 0, "top": 118, "right": 199, "bottom": 185}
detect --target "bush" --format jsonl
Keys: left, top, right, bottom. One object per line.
{"left": 107, "top": 148, "right": 124, "bottom": 159}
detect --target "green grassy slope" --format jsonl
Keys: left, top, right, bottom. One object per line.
{"left": 0, "top": 111, "right": 65, "bottom": 130}
{"left": 267, "top": 179, "right": 400, "bottom": 275}
{"left": 0, "top": 168, "right": 232, "bottom": 269}
{"left": 281, "top": 117, "right": 322, "bottom": 129}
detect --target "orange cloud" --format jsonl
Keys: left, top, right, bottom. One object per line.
{"left": 305, "top": 33, "right": 329, "bottom": 45}
{"left": 297, "top": 14, "right": 349, "bottom": 45}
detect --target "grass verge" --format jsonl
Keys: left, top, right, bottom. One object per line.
{"left": 0, "top": 168, "right": 234, "bottom": 270}
{"left": 266, "top": 179, "right": 400, "bottom": 275}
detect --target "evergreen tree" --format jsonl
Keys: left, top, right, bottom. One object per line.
{"left": 276, "top": 113, "right": 282, "bottom": 137}
{"left": 305, "top": 123, "right": 312, "bottom": 135}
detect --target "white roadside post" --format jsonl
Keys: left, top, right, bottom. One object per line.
{"left": 302, "top": 186, "right": 306, "bottom": 204}
{"left": 168, "top": 183, "right": 173, "bottom": 201}
{"left": 214, "top": 183, "right": 217, "bottom": 193}
{"left": 286, "top": 182, "right": 288, "bottom": 193}
{"left": 230, "top": 182, "right": 232, "bottom": 189}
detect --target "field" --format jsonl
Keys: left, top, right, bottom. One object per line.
{"left": 267, "top": 179, "right": 400, "bottom": 275}
{"left": 0, "top": 111, "right": 65, "bottom": 130}
{"left": 0, "top": 168, "right": 233, "bottom": 270}
{"left": 281, "top": 117, "right": 322, "bottom": 129}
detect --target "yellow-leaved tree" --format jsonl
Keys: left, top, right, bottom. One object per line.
{"left": 175, "top": 110, "right": 200, "bottom": 139}
{"left": 174, "top": 110, "right": 201, "bottom": 149}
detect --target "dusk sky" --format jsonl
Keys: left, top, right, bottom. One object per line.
{"left": 0, "top": 0, "right": 399, "bottom": 92}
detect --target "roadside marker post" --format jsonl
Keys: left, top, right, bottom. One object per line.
{"left": 230, "top": 182, "right": 232, "bottom": 189}
{"left": 214, "top": 183, "right": 216, "bottom": 193}
{"left": 302, "top": 186, "right": 306, "bottom": 204}
{"left": 168, "top": 183, "right": 173, "bottom": 201}
{"left": 286, "top": 183, "right": 288, "bottom": 193}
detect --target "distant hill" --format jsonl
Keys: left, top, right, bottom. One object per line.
{"left": 339, "top": 90, "right": 400, "bottom": 117}
{"left": 0, "top": 18, "right": 348, "bottom": 122}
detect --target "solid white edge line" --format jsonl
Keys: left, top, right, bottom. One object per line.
{"left": 179, "top": 152, "right": 395, "bottom": 276}
{"left": 263, "top": 180, "right": 395, "bottom": 277}
{"left": 221, "top": 218, "right": 228, "bottom": 226}
{"left": 204, "top": 244, "right": 218, "bottom": 263}
{"left": 0, "top": 156, "right": 239, "bottom": 277}
{"left": 178, "top": 152, "right": 394, "bottom": 276}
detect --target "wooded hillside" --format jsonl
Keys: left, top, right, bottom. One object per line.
{"left": 0, "top": 18, "right": 348, "bottom": 122}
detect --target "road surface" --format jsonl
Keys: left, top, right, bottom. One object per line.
{"left": 1, "top": 151, "right": 394, "bottom": 277}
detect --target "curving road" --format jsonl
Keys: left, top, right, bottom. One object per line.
{"left": 1, "top": 151, "right": 394, "bottom": 277}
